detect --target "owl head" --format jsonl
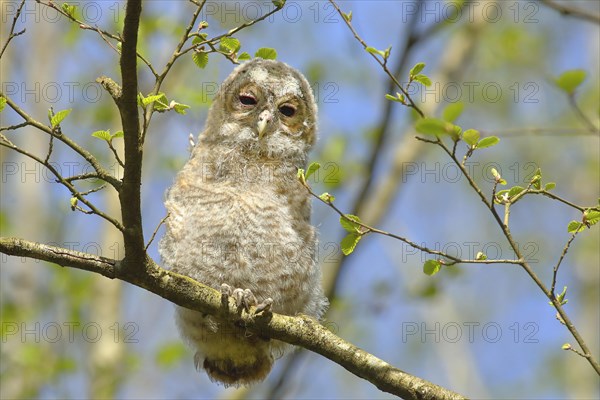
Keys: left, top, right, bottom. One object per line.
{"left": 198, "top": 59, "right": 318, "bottom": 163}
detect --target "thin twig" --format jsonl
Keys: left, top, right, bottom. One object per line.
{"left": 0, "top": 0, "right": 26, "bottom": 59}
{"left": 64, "top": 173, "right": 102, "bottom": 183}
{"left": 0, "top": 140, "right": 124, "bottom": 231}
{"left": 145, "top": 213, "right": 170, "bottom": 251}
{"left": 80, "top": 184, "right": 108, "bottom": 196}
{"left": 419, "top": 137, "right": 600, "bottom": 375}
{"left": 527, "top": 190, "right": 590, "bottom": 212}
{"left": 328, "top": 0, "right": 424, "bottom": 117}
{"left": 0, "top": 122, "right": 30, "bottom": 132}
{"left": 568, "top": 95, "right": 600, "bottom": 135}
{"left": 141, "top": 1, "right": 206, "bottom": 144}
{"left": 107, "top": 140, "right": 125, "bottom": 168}
{"left": 551, "top": 232, "right": 579, "bottom": 295}
{"left": 178, "top": 3, "right": 284, "bottom": 58}
{"left": 1, "top": 93, "right": 122, "bottom": 190}
{"left": 302, "top": 179, "right": 522, "bottom": 266}
{"left": 539, "top": 0, "right": 600, "bottom": 24}
{"left": 35, "top": 0, "right": 159, "bottom": 77}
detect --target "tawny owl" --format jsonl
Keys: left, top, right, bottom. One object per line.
{"left": 159, "top": 58, "right": 328, "bottom": 386}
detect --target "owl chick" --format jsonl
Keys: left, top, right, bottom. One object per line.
{"left": 159, "top": 59, "right": 328, "bottom": 386}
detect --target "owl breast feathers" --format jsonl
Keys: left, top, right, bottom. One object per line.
{"left": 159, "top": 59, "right": 328, "bottom": 387}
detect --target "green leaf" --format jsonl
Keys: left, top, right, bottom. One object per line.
{"left": 61, "top": 3, "right": 76, "bottom": 18}
{"left": 238, "top": 52, "right": 251, "bottom": 61}
{"left": 462, "top": 129, "right": 480, "bottom": 146}
{"left": 423, "top": 260, "right": 441, "bottom": 276}
{"left": 172, "top": 102, "right": 191, "bottom": 115}
{"left": 584, "top": 210, "right": 600, "bottom": 227}
{"left": 555, "top": 286, "right": 568, "bottom": 304}
{"left": 297, "top": 168, "right": 305, "bottom": 184}
{"left": 567, "top": 221, "right": 586, "bottom": 233}
{"left": 413, "top": 74, "right": 431, "bottom": 87}
{"left": 495, "top": 189, "right": 509, "bottom": 202}
{"left": 415, "top": 117, "right": 454, "bottom": 136}
{"left": 112, "top": 130, "right": 124, "bottom": 139}
{"left": 409, "top": 62, "right": 425, "bottom": 77}
{"left": 155, "top": 342, "right": 187, "bottom": 368}
{"left": 219, "top": 37, "right": 241, "bottom": 53}
{"left": 272, "top": 0, "right": 286, "bottom": 8}
{"left": 70, "top": 197, "right": 78, "bottom": 211}
{"left": 305, "top": 162, "right": 320, "bottom": 180}
{"left": 50, "top": 109, "right": 72, "bottom": 128}
{"left": 490, "top": 168, "right": 506, "bottom": 185}
{"left": 340, "top": 214, "right": 362, "bottom": 233}
{"left": 544, "top": 182, "right": 556, "bottom": 191}
{"left": 475, "top": 251, "right": 487, "bottom": 261}
{"left": 476, "top": 136, "right": 500, "bottom": 149}
{"left": 531, "top": 175, "right": 541, "bottom": 190}
{"left": 342, "top": 11, "right": 352, "bottom": 22}
{"left": 319, "top": 192, "right": 335, "bottom": 203}
{"left": 449, "top": 124, "right": 462, "bottom": 141}
{"left": 555, "top": 69, "right": 587, "bottom": 95}
{"left": 91, "top": 130, "right": 111, "bottom": 141}
{"left": 192, "top": 51, "right": 209, "bottom": 69}
{"left": 442, "top": 102, "right": 464, "bottom": 123}
{"left": 141, "top": 93, "right": 169, "bottom": 111}
{"left": 365, "top": 46, "right": 386, "bottom": 58}
{"left": 341, "top": 233, "right": 361, "bottom": 256}
{"left": 192, "top": 33, "right": 208, "bottom": 44}
{"left": 140, "top": 94, "right": 164, "bottom": 107}
{"left": 561, "top": 343, "right": 572, "bottom": 350}
{"left": 0, "top": 96, "right": 6, "bottom": 113}
{"left": 383, "top": 46, "right": 391, "bottom": 60}
{"left": 255, "top": 48, "right": 277, "bottom": 60}
{"left": 385, "top": 93, "right": 405, "bottom": 103}
{"left": 508, "top": 186, "right": 525, "bottom": 198}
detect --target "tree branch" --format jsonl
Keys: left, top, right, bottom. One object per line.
{"left": 539, "top": 0, "right": 600, "bottom": 24}
{"left": 328, "top": 0, "right": 424, "bottom": 117}
{"left": 0, "top": 237, "right": 466, "bottom": 400}
{"left": 424, "top": 138, "right": 600, "bottom": 375}
{"left": 117, "top": 0, "right": 145, "bottom": 276}
{"left": 0, "top": 137, "right": 124, "bottom": 230}
{"left": 0, "top": 0, "right": 26, "bottom": 59}
{"left": 1, "top": 93, "right": 121, "bottom": 189}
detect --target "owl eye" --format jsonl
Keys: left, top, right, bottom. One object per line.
{"left": 279, "top": 104, "right": 296, "bottom": 117}
{"left": 239, "top": 94, "right": 257, "bottom": 106}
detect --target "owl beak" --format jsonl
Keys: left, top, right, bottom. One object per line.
{"left": 257, "top": 109, "right": 273, "bottom": 139}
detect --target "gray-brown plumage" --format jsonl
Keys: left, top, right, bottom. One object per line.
{"left": 159, "top": 59, "right": 328, "bottom": 386}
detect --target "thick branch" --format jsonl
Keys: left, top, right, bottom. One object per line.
{"left": 118, "top": 0, "right": 145, "bottom": 275}
{"left": 0, "top": 237, "right": 465, "bottom": 400}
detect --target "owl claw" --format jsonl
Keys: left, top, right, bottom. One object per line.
{"left": 220, "top": 283, "right": 272, "bottom": 314}
{"left": 254, "top": 298, "right": 273, "bottom": 315}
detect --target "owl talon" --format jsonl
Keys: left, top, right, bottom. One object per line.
{"left": 254, "top": 298, "right": 273, "bottom": 315}
{"left": 231, "top": 288, "right": 246, "bottom": 308}
{"left": 242, "top": 289, "right": 258, "bottom": 313}
{"left": 220, "top": 283, "right": 232, "bottom": 297}
{"left": 221, "top": 284, "right": 271, "bottom": 314}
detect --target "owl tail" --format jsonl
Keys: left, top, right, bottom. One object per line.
{"left": 195, "top": 351, "right": 274, "bottom": 387}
